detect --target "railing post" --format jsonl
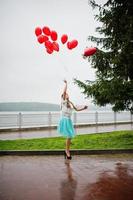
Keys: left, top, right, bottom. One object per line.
{"left": 114, "top": 111, "right": 117, "bottom": 123}
{"left": 18, "top": 112, "right": 22, "bottom": 129}
{"left": 95, "top": 111, "right": 98, "bottom": 125}
{"left": 114, "top": 111, "right": 117, "bottom": 129}
{"left": 130, "top": 112, "right": 133, "bottom": 129}
{"left": 95, "top": 111, "right": 98, "bottom": 133}
{"left": 48, "top": 112, "right": 52, "bottom": 130}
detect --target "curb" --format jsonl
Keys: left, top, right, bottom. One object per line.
{"left": 0, "top": 149, "right": 133, "bottom": 156}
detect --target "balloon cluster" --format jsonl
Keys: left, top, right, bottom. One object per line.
{"left": 35, "top": 26, "right": 78, "bottom": 54}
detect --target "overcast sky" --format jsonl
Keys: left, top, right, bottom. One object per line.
{"left": 0, "top": 0, "right": 106, "bottom": 105}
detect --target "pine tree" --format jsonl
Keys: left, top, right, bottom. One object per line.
{"left": 75, "top": 0, "right": 133, "bottom": 113}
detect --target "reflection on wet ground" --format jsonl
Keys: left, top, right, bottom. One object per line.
{"left": 0, "top": 154, "right": 133, "bottom": 200}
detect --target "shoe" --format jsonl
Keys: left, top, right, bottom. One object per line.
{"left": 64, "top": 151, "right": 72, "bottom": 160}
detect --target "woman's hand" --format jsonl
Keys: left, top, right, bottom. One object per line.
{"left": 84, "top": 105, "right": 88, "bottom": 110}
{"left": 63, "top": 79, "right": 67, "bottom": 84}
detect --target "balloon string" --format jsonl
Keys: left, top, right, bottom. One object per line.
{"left": 59, "top": 48, "right": 70, "bottom": 79}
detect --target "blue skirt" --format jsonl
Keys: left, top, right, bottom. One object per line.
{"left": 57, "top": 117, "right": 75, "bottom": 138}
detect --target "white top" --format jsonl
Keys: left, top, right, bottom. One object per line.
{"left": 61, "top": 98, "right": 73, "bottom": 118}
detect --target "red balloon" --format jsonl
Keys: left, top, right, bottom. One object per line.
{"left": 37, "top": 35, "right": 47, "bottom": 44}
{"left": 52, "top": 42, "right": 59, "bottom": 52}
{"left": 42, "top": 26, "right": 51, "bottom": 36}
{"left": 46, "top": 48, "right": 53, "bottom": 54}
{"left": 67, "top": 42, "right": 72, "bottom": 50}
{"left": 69, "top": 40, "right": 78, "bottom": 49}
{"left": 43, "top": 35, "right": 49, "bottom": 42}
{"left": 35, "top": 27, "right": 42, "bottom": 36}
{"left": 51, "top": 30, "right": 58, "bottom": 41}
{"left": 45, "top": 40, "right": 53, "bottom": 51}
{"left": 83, "top": 47, "right": 97, "bottom": 56}
{"left": 61, "top": 34, "right": 68, "bottom": 44}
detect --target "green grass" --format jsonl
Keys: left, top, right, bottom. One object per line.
{"left": 0, "top": 130, "right": 133, "bottom": 150}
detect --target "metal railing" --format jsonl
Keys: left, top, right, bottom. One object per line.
{"left": 0, "top": 111, "right": 132, "bottom": 130}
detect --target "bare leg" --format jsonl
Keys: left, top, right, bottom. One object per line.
{"left": 65, "top": 138, "right": 71, "bottom": 157}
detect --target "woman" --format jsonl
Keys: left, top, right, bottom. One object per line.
{"left": 58, "top": 80, "right": 88, "bottom": 160}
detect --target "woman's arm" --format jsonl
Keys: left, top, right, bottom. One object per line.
{"left": 69, "top": 101, "right": 88, "bottom": 111}
{"left": 62, "top": 80, "right": 67, "bottom": 100}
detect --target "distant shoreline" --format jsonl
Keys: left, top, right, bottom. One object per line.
{"left": 0, "top": 102, "right": 112, "bottom": 112}
{"left": 0, "top": 102, "right": 60, "bottom": 112}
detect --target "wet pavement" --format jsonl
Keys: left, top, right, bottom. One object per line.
{"left": 0, "top": 154, "right": 133, "bottom": 200}
{"left": 0, "top": 123, "right": 132, "bottom": 140}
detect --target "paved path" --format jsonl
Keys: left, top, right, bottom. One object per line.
{"left": 0, "top": 154, "right": 133, "bottom": 200}
{"left": 0, "top": 123, "right": 132, "bottom": 140}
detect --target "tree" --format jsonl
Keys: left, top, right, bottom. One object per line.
{"left": 75, "top": 0, "right": 133, "bottom": 113}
